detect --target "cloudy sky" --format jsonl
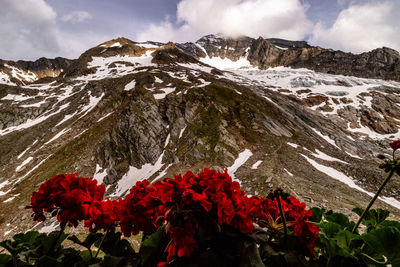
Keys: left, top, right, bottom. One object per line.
{"left": 0, "top": 0, "right": 399, "bottom": 60}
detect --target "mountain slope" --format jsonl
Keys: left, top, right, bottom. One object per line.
{"left": 1, "top": 36, "right": 400, "bottom": 238}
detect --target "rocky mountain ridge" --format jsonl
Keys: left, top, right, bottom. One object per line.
{"left": 0, "top": 57, "right": 74, "bottom": 86}
{"left": 1, "top": 35, "right": 400, "bottom": 239}
{"left": 178, "top": 34, "right": 400, "bottom": 81}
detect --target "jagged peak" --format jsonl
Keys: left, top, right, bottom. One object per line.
{"left": 196, "top": 33, "right": 252, "bottom": 44}
{"left": 97, "top": 37, "right": 137, "bottom": 48}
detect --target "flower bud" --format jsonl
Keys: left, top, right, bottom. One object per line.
{"left": 377, "top": 153, "right": 385, "bottom": 160}
{"left": 390, "top": 140, "right": 400, "bottom": 151}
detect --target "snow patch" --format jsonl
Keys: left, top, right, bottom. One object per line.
{"left": 311, "top": 128, "right": 340, "bottom": 149}
{"left": 124, "top": 80, "right": 136, "bottom": 91}
{"left": 4, "top": 227, "right": 17, "bottom": 236}
{"left": 199, "top": 56, "right": 252, "bottom": 70}
{"left": 153, "top": 88, "right": 176, "bottom": 99}
{"left": 164, "top": 134, "right": 171, "bottom": 148}
{"left": 311, "top": 149, "right": 348, "bottom": 164}
{"left": 113, "top": 152, "right": 165, "bottom": 196}
{"left": 136, "top": 42, "right": 161, "bottom": 49}
{"left": 227, "top": 149, "right": 253, "bottom": 183}
{"left": 17, "top": 140, "right": 37, "bottom": 159}
{"left": 287, "top": 142, "right": 299, "bottom": 148}
{"left": 97, "top": 112, "right": 114, "bottom": 122}
{"left": 93, "top": 165, "right": 107, "bottom": 184}
{"left": 77, "top": 51, "right": 155, "bottom": 81}
{"left": 153, "top": 163, "right": 172, "bottom": 182}
{"left": 110, "top": 42, "right": 122, "bottom": 48}
{"left": 178, "top": 126, "right": 187, "bottom": 139}
{"left": 251, "top": 160, "right": 263, "bottom": 169}
{"left": 345, "top": 151, "right": 363, "bottom": 159}
{"left": 45, "top": 128, "right": 70, "bottom": 145}
{"left": 285, "top": 168, "right": 294, "bottom": 176}
{"left": 15, "top": 156, "right": 33, "bottom": 172}
{"left": 1, "top": 94, "right": 32, "bottom": 101}
{"left": 154, "top": 76, "right": 163, "bottom": 83}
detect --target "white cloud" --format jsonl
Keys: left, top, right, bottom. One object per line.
{"left": 136, "top": 18, "right": 199, "bottom": 43}
{"left": 0, "top": 0, "right": 61, "bottom": 59}
{"left": 61, "top": 11, "right": 92, "bottom": 23}
{"left": 0, "top": 0, "right": 106, "bottom": 60}
{"left": 310, "top": 1, "right": 400, "bottom": 53}
{"left": 137, "top": 0, "right": 313, "bottom": 43}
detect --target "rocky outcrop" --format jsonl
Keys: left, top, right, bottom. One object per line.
{"left": 195, "top": 34, "right": 254, "bottom": 61}
{"left": 247, "top": 37, "right": 283, "bottom": 68}
{"left": 0, "top": 57, "right": 74, "bottom": 85}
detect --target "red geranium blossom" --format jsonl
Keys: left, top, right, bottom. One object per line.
{"left": 29, "top": 173, "right": 105, "bottom": 227}
{"left": 84, "top": 199, "right": 118, "bottom": 232}
{"left": 117, "top": 180, "right": 165, "bottom": 236}
{"left": 390, "top": 140, "right": 400, "bottom": 151}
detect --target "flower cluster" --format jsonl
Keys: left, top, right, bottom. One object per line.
{"left": 117, "top": 180, "right": 165, "bottom": 236}
{"left": 249, "top": 193, "right": 319, "bottom": 256}
{"left": 29, "top": 169, "right": 319, "bottom": 264}
{"left": 28, "top": 173, "right": 116, "bottom": 231}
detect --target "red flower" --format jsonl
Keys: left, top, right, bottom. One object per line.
{"left": 85, "top": 199, "right": 118, "bottom": 232}
{"left": 377, "top": 153, "right": 385, "bottom": 159}
{"left": 390, "top": 140, "right": 400, "bottom": 151}
{"left": 29, "top": 174, "right": 105, "bottom": 227}
{"left": 117, "top": 180, "right": 165, "bottom": 236}
{"left": 165, "top": 221, "right": 197, "bottom": 263}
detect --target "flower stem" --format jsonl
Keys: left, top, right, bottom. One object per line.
{"left": 352, "top": 169, "right": 395, "bottom": 233}
{"left": 50, "top": 222, "right": 66, "bottom": 255}
{"left": 276, "top": 195, "right": 287, "bottom": 236}
{"left": 94, "top": 229, "right": 109, "bottom": 259}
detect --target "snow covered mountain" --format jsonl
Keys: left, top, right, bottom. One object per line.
{"left": 1, "top": 35, "right": 400, "bottom": 237}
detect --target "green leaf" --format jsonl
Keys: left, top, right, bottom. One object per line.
{"left": 379, "top": 220, "right": 400, "bottom": 231}
{"left": 82, "top": 233, "right": 104, "bottom": 249}
{"left": 0, "top": 240, "right": 16, "bottom": 255}
{"left": 325, "top": 212, "right": 352, "bottom": 229}
{"left": 36, "top": 255, "right": 60, "bottom": 266}
{"left": 335, "top": 230, "right": 356, "bottom": 250}
{"left": 352, "top": 208, "right": 390, "bottom": 232}
{"left": 239, "top": 241, "right": 264, "bottom": 267}
{"left": 319, "top": 222, "right": 343, "bottom": 238}
{"left": 12, "top": 231, "right": 40, "bottom": 245}
{"left": 139, "top": 225, "right": 168, "bottom": 266}
{"left": 248, "top": 225, "right": 269, "bottom": 243}
{"left": 310, "top": 207, "right": 325, "bottom": 223}
{"left": 0, "top": 254, "right": 12, "bottom": 265}
{"left": 80, "top": 250, "right": 93, "bottom": 262}
{"left": 361, "top": 227, "right": 400, "bottom": 266}
{"left": 97, "top": 230, "right": 134, "bottom": 258}
{"left": 37, "top": 231, "right": 68, "bottom": 255}
{"left": 68, "top": 232, "right": 103, "bottom": 250}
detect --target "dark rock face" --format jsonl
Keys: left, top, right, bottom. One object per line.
{"left": 284, "top": 47, "right": 400, "bottom": 81}
{"left": 266, "top": 38, "right": 311, "bottom": 49}
{"left": 247, "top": 37, "right": 283, "bottom": 68}
{"left": 16, "top": 57, "right": 74, "bottom": 78}
{"left": 195, "top": 34, "right": 254, "bottom": 61}
{"left": 178, "top": 34, "right": 400, "bottom": 82}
